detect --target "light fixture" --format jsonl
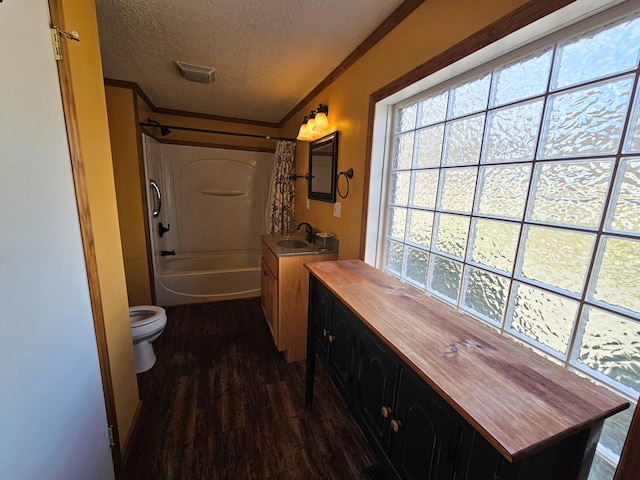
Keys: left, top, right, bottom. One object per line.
{"left": 296, "top": 104, "right": 331, "bottom": 141}
{"left": 296, "top": 116, "right": 313, "bottom": 141}
{"left": 306, "top": 110, "right": 316, "bottom": 134}
{"left": 313, "top": 104, "right": 329, "bottom": 136}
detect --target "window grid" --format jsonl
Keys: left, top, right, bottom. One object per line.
{"left": 383, "top": 13, "right": 640, "bottom": 475}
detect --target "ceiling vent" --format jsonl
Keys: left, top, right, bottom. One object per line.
{"left": 175, "top": 61, "right": 215, "bottom": 84}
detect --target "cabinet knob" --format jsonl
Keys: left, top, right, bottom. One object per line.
{"left": 322, "top": 328, "right": 328, "bottom": 337}
{"left": 390, "top": 419, "right": 402, "bottom": 433}
{"left": 263, "top": 270, "right": 268, "bottom": 276}
{"left": 328, "top": 334, "right": 335, "bottom": 343}
{"left": 381, "top": 405, "right": 392, "bottom": 418}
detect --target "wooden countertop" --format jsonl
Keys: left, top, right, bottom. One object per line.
{"left": 306, "top": 260, "right": 629, "bottom": 462}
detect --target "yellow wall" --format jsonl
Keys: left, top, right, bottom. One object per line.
{"left": 60, "top": 0, "right": 139, "bottom": 451}
{"left": 106, "top": 86, "right": 153, "bottom": 305}
{"left": 280, "top": 0, "right": 538, "bottom": 260}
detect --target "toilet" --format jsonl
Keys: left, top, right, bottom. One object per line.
{"left": 129, "top": 305, "right": 167, "bottom": 374}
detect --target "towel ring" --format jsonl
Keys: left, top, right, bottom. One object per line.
{"left": 336, "top": 168, "right": 353, "bottom": 199}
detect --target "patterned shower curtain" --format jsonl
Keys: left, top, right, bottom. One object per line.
{"left": 266, "top": 140, "right": 297, "bottom": 233}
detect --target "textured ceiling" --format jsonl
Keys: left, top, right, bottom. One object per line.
{"left": 95, "top": 0, "right": 406, "bottom": 124}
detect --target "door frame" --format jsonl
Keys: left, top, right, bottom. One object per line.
{"left": 47, "top": 0, "right": 122, "bottom": 476}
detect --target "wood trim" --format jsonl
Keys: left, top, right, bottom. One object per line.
{"left": 140, "top": 127, "right": 276, "bottom": 153}
{"left": 359, "top": 96, "right": 378, "bottom": 260}
{"left": 370, "top": 0, "right": 574, "bottom": 102}
{"left": 279, "top": 0, "right": 426, "bottom": 127}
{"left": 133, "top": 93, "right": 156, "bottom": 304}
{"left": 48, "top": 0, "right": 122, "bottom": 476}
{"left": 120, "top": 399, "right": 143, "bottom": 466}
{"left": 157, "top": 138, "right": 276, "bottom": 153}
{"left": 614, "top": 402, "right": 640, "bottom": 480}
{"left": 104, "top": 78, "right": 279, "bottom": 128}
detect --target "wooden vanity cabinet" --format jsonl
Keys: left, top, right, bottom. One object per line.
{"left": 305, "top": 260, "right": 628, "bottom": 480}
{"left": 260, "top": 257, "right": 277, "bottom": 341}
{"left": 260, "top": 240, "right": 336, "bottom": 362}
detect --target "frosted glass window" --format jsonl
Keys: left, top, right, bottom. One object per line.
{"left": 390, "top": 171, "right": 411, "bottom": 206}
{"left": 443, "top": 114, "right": 485, "bottom": 166}
{"left": 518, "top": 226, "right": 595, "bottom": 295}
{"left": 410, "top": 169, "right": 439, "bottom": 209}
{"left": 418, "top": 90, "right": 449, "bottom": 127}
{"left": 476, "top": 165, "right": 531, "bottom": 219}
{"left": 591, "top": 237, "right": 640, "bottom": 314}
{"left": 438, "top": 167, "right": 477, "bottom": 214}
{"left": 624, "top": 83, "right": 640, "bottom": 153}
{"left": 403, "top": 247, "right": 429, "bottom": 288}
{"left": 575, "top": 307, "right": 640, "bottom": 395}
{"left": 387, "top": 207, "right": 407, "bottom": 241}
{"left": 448, "top": 73, "right": 491, "bottom": 118}
{"left": 393, "top": 132, "right": 414, "bottom": 169}
{"left": 541, "top": 77, "right": 633, "bottom": 159}
{"left": 407, "top": 210, "right": 434, "bottom": 249}
{"left": 383, "top": 15, "right": 640, "bottom": 477}
{"left": 492, "top": 49, "right": 553, "bottom": 106}
{"left": 509, "top": 283, "right": 579, "bottom": 356}
{"left": 462, "top": 267, "right": 509, "bottom": 324}
{"left": 428, "top": 255, "right": 462, "bottom": 303}
{"left": 553, "top": 14, "right": 640, "bottom": 90}
{"left": 432, "top": 214, "right": 469, "bottom": 259}
{"left": 469, "top": 219, "right": 520, "bottom": 274}
{"left": 484, "top": 100, "right": 543, "bottom": 163}
{"left": 396, "top": 103, "right": 417, "bottom": 133}
{"left": 608, "top": 158, "right": 640, "bottom": 234}
{"left": 414, "top": 125, "right": 444, "bottom": 168}
{"left": 528, "top": 160, "right": 614, "bottom": 228}
{"left": 385, "top": 240, "right": 404, "bottom": 275}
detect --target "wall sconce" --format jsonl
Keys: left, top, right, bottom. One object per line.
{"left": 296, "top": 104, "right": 330, "bottom": 141}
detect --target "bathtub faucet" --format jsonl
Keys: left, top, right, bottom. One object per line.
{"left": 296, "top": 222, "right": 314, "bottom": 243}
{"left": 161, "top": 250, "right": 175, "bottom": 256}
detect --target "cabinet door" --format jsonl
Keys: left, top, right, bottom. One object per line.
{"left": 357, "top": 328, "right": 399, "bottom": 452}
{"left": 328, "top": 300, "right": 358, "bottom": 400}
{"left": 390, "top": 369, "right": 469, "bottom": 480}
{"left": 309, "top": 278, "right": 333, "bottom": 362}
{"left": 261, "top": 258, "right": 277, "bottom": 344}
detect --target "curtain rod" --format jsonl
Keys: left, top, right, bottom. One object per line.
{"left": 139, "top": 122, "right": 296, "bottom": 142}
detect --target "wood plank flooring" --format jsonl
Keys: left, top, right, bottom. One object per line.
{"left": 122, "top": 298, "right": 376, "bottom": 480}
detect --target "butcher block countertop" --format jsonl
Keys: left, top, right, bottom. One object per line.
{"left": 306, "top": 260, "right": 629, "bottom": 462}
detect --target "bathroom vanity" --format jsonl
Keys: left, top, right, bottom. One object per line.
{"left": 260, "top": 234, "right": 337, "bottom": 362}
{"left": 305, "top": 260, "right": 628, "bottom": 480}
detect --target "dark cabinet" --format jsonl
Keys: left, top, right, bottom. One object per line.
{"left": 358, "top": 328, "right": 398, "bottom": 452}
{"left": 305, "top": 262, "right": 625, "bottom": 480}
{"left": 390, "top": 369, "right": 470, "bottom": 480}
{"left": 309, "top": 279, "right": 333, "bottom": 362}
{"left": 328, "top": 300, "right": 358, "bottom": 398}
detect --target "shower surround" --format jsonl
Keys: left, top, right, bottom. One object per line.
{"left": 143, "top": 135, "right": 275, "bottom": 306}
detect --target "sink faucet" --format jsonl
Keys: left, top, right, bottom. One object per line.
{"left": 296, "top": 222, "right": 314, "bottom": 243}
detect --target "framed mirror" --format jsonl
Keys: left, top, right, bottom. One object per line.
{"left": 308, "top": 131, "right": 339, "bottom": 203}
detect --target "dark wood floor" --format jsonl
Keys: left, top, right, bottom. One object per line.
{"left": 122, "top": 298, "right": 376, "bottom": 480}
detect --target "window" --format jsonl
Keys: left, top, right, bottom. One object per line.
{"left": 381, "top": 12, "right": 640, "bottom": 480}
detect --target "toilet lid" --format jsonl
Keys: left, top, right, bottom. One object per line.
{"left": 129, "top": 305, "right": 166, "bottom": 327}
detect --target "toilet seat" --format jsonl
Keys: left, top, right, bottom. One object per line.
{"left": 129, "top": 305, "right": 166, "bottom": 328}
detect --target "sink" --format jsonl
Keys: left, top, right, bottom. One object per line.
{"left": 277, "top": 239, "right": 308, "bottom": 249}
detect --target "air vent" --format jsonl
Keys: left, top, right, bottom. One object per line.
{"left": 175, "top": 61, "right": 215, "bottom": 84}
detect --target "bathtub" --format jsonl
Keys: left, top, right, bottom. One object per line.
{"left": 154, "top": 250, "right": 261, "bottom": 306}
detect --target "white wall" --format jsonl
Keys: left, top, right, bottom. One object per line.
{"left": 0, "top": 2, "right": 114, "bottom": 479}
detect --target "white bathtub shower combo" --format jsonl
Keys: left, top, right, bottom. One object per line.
{"left": 143, "top": 136, "right": 275, "bottom": 306}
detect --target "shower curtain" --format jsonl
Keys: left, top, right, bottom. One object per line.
{"left": 266, "top": 140, "right": 297, "bottom": 233}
